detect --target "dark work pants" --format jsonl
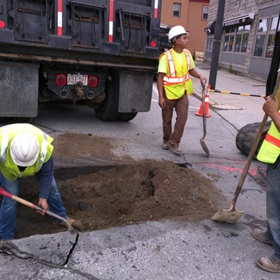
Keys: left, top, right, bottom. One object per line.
{"left": 162, "top": 94, "right": 189, "bottom": 146}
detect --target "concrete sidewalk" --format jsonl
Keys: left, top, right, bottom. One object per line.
{"left": 192, "top": 61, "right": 266, "bottom": 130}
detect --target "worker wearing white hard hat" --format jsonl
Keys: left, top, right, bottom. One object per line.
{"left": 168, "top": 25, "right": 190, "bottom": 41}
{"left": 157, "top": 25, "right": 207, "bottom": 155}
{"left": 0, "top": 123, "right": 83, "bottom": 241}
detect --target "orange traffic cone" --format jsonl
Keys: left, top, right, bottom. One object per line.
{"left": 195, "top": 85, "right": 211, "bottom": 118}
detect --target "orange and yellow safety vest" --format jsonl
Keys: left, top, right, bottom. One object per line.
{"left": 161, "top": 49, "right": 194, "bottom": 99}
{"left": 257, "top": 111, "right": 280, "bottom": 164}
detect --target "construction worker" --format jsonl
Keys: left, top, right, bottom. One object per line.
{"left": 0, "top": 123, "right": 83, "bottom": 241}
{"left": 252, "top": 75, "right": 280, "bottom": 273}
{"left": 157, "top": 25, "right": 207, "bottom": 155}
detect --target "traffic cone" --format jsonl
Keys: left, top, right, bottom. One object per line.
{"left": 195, "top": 85, "right": 211, "bottom": 118}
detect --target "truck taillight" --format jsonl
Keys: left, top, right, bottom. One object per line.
{"left": 88, "top": 76, "right": 98, "bottom": 88}
{"left": 56, "top": 74, "right": 66, "bottom": 86}
{"left": 150, "top": 40, "right": 156, "bottom": 47}
{"left": 0, "top": 21, "right": 5, "bottom": 28}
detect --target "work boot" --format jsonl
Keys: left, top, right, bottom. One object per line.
{"left": 251, "top": 228, "right": 274, "bottom": 246}
{"left": 257, "top": 256, "right": 280, "bottom": 273}
{"left": 167, "top": 142, "right": 182, "bottom": 155}
{"left": 162, "top": 140, "right": 169, "bottom": 150}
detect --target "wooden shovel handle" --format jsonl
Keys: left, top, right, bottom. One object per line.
{"left": 0, "top": 187, "right": 67, "bottom": 224}
{"left": 0, "top": 187, "right": 36, "bottom": 209}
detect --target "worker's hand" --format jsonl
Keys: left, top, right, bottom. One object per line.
{"left": 158, "top": 96, "right": 166, "bottom": 109}
{"left": 38, "top": 198, "right": 49, "bottom": 215}
{"left": 199, "top": 75, "right": 207, "bottom": 83}
{"left": 263, "top": 96, "right": 278, "bottom": 118}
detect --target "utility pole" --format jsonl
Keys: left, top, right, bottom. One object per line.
{"left": 209, "top": 0, "right": 225, "bottom": 89}
{"left": 266, "top": 12, "right": 280, "bottom": 96}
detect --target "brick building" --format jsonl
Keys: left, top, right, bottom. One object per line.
{"left": 160, "top": 0, "right": 210, "bottom": 57}
{"left": 205, "top": 0, "right": 280, "bottom": 81}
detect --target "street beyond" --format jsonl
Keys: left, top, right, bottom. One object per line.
{"left": 0, "top": 62, "right": 278, "bottom": 280}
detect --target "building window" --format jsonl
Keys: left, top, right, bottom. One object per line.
{"left": 202, "top": 6, "right": 209, "bottom": 20}
{"left": 253, "top": 18, "right": 268, "bottom": 57}
{"left": 234, "top": 25, "right": 250, "bottom": 52}
{"left": 223, "top": 24, "right": 250, "bottom": 53}
{"left": 173, "top": 3, "right": 181, "bottom": 18}
{"left": 223, "top": 27, "right": 235, "bottom": 52}
{"left": 265, "top": 16, "right": 280, "bottom": 58}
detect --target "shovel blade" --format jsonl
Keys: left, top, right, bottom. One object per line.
{"left": 211, "top": 208, "right": 245, "bottom": 223}
{"left": 200, "top": 139, "right": 210, "bottom": 157}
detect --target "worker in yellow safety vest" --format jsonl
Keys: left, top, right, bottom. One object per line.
{"left": 157, "top": 25, "right": 207, "bottom": 155}
{"left": 0, "top": 123, "right": 83, "bottom": 241}
{"left": 252, "top": 75, "right": 280, "bottom": 273}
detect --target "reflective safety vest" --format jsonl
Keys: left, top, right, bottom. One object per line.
{"left": 257, "top": 111, "right": 280, "bottom": 164}
{"left": 0, "top": 123, "right": 54, "bottom": 180}
{"left": 162, "top": 48, "right": 193, "bottom": 99}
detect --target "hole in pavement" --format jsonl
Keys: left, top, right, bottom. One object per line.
{"left": 11, "top": 159, "right": 225, "bottom": 239}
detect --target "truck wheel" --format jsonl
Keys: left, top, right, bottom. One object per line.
{"left": 235, "top": 121, "right": 271, "bottom": 158}
{"left": 118, "top": 112, "right": 137, "bottom": 121}
{"left": 94, "top": 78, "right": 120, "bottom": 121}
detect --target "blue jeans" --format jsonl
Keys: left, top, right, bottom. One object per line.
{"left": 0, "top": 172, "right": 67, "bottom": 240}
{"left": 266, "top": 163, "right": 280, "bottom": 261}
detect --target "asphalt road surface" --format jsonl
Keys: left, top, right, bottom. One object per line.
{"left": 0, "top": 72, "right": 278, "bottom": 279}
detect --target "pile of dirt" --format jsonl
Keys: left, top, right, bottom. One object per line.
{"left": 15, "top": 160, "right": 225, "bottom": 238}
{"left": 3, "top": 134, "right": 226, "bottom": 239}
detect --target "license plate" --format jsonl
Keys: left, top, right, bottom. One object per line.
{"left": 67, "top": 74, "right": 88, "bottom": 85}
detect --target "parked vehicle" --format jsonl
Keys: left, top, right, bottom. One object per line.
{"left": 0, "top": 0, "right": 162, "bottom": 122}
{"left": 158, "top": 24, "right": 170, "bottom": 54}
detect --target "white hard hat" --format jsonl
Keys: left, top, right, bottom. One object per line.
{"left": 10, "top": 132, "right": 39, "bottom": 167}
{"left": 168, "top": 25, "right": 189, "bottom": 41}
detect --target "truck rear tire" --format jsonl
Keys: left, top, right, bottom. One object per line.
{"left": 118, "top": 112, "right": 137, "bottom": 121}
{"left": 94, "top": 77, "right": 120, "bottom": 121}
{"left": 235, "top": 121, "right": 271, "bottom": 158}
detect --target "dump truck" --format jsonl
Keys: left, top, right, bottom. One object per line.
{"left": 0, "top": 0, "right": 162, "bottom": 122}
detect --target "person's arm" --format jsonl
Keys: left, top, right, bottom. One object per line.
{"left": 263, "top": 96, "right": 280, "bottom": 132}
{"left": 157, "top": 72, "right": 166, "bottom": 108}
{"left": 157, "top": 54, "right": 167, "bottom": 109}
{"left": 189, "top": 68, "right": 207, "bottom": 83}
{"left": 35, "top": 155, "right": 54, "bottom": 213}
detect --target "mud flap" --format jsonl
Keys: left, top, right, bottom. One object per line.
{"left": 0, "top": 61, "right": 39, "bottom": 118}
{"left": 118, "top": 69, "right": 153, "bottom": 113}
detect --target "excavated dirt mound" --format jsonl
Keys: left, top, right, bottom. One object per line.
{"left": 2, "top": 133, "right": 226, "bottom": 239}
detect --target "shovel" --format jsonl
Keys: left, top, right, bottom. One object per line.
{"left": 200, "top": 82, "right": 210, "bottom": 157}
{"left": 0, "top": 187, "right": 77, "bottom": 234}
{"left": 212, "top": 72, "right": 280, "bottom": 223}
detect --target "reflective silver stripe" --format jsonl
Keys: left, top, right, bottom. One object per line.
{"left": 0, "top": 126, "right": 9, "bottom": 162}
{"left": 38, "top": 133, "right": 49, "bottom": 169}
{"left": 165, "top": 49, "right": 191, "bottom": 84}
{"left": 163, "top": 74, "right": 190, "bottom": 84}
{"left": 184, "top": 49, "right": 191, "bottom": 69}
{"left": 166, "top": 51, "right": 176, "bottom": 77}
